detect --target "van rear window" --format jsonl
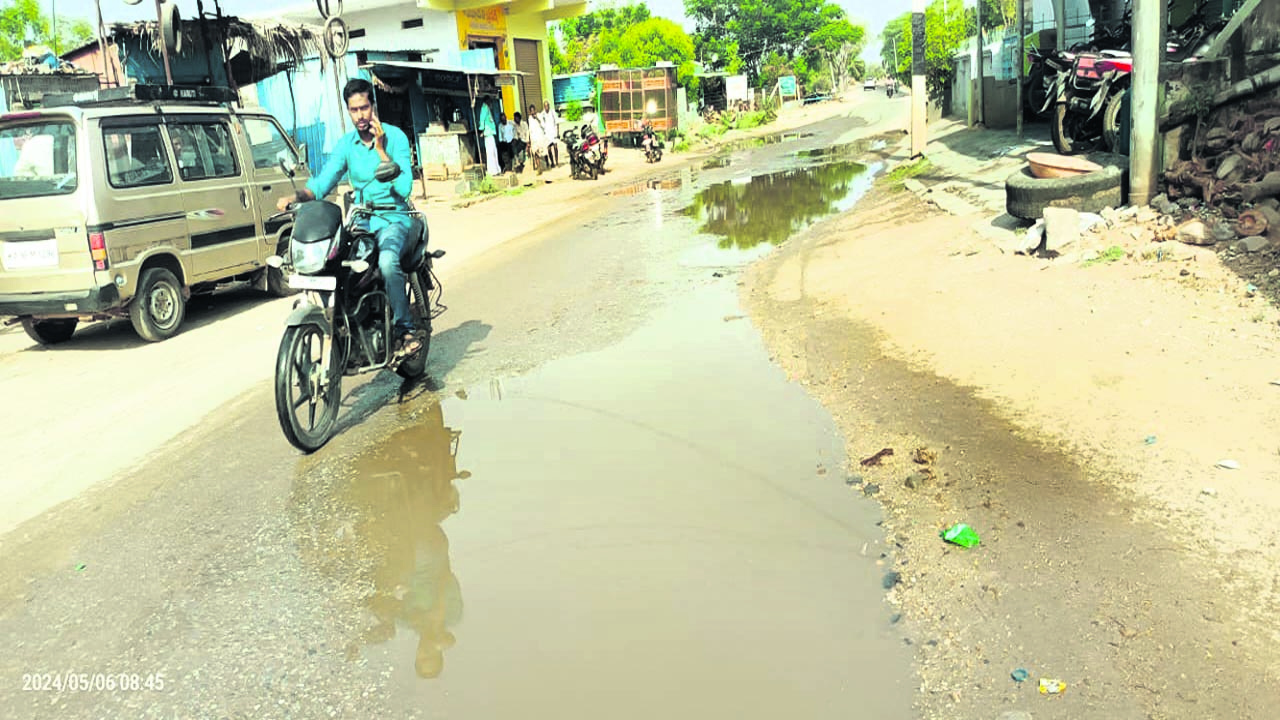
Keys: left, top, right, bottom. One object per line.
{"left": 0, "top": 121, "right": 78, "bottom": 199}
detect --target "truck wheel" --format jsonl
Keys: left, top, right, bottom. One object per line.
{"left": 129, "top": 267, "right": 186, "bottom": 342}
{"left": 21, "top": 318, "right": 78, "bottom": 345}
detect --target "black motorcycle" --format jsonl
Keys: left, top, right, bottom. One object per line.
{"left": 268, "top": 159, "right": 445, "bottom": 452}
{"left": 641, "top": 124, "right": 664, "bottom": 163}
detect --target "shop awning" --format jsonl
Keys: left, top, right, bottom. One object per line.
{"left": 361, "top": 60, "right": 526, "bottom": 77}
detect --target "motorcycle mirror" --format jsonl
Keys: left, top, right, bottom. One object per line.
{"left": 374, "top": 161, "right": 400, "bottom": 183}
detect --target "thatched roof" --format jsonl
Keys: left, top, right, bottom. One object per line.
{"left": 110, "top": 17, "right": 324, "bottom": 72}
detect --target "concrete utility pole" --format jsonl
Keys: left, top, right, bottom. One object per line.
{"left": 1129, "top": 0, "right": 1166, "bottom": 205}
{"left": 975, "top": 0, "right": 984, "bottom": 125}
{"left": 1055, "top": 0, "right": 1067, "bottom": 51}
{"left": 910, "top": 0, "right": 926, "bottom": 157}
{"left": 1016, "top": 0, "right": 1024, "bottom": 139}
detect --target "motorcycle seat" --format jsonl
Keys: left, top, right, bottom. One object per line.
{"left": 403, "top": 216, "right": 429, "bottom": 273}
{"left": 1100, "top": 49, "right": 1132, "bottom": 58}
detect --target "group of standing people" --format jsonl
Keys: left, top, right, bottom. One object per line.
{"left": 479, "top": 101, "right": 563, "bottom": 176}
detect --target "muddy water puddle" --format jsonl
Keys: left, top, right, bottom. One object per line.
{"left": 684, "top": 160, "right": 879, "bottom": 250}
{"left": 301, "top": 136, "right": 910, "bottom": 717}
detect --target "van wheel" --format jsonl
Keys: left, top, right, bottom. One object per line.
{"left": 266, "top": 237, "right": 296, "bottom": 298}
{"left": 130, "top": 267, "right": 186, "bottom": 342}
{"left": 21, "top": 318, "right": 78, "bottom": 345}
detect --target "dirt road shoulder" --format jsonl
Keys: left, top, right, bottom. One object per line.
{"left": 744, "top": 183, "right": 1280, "bottom": 718}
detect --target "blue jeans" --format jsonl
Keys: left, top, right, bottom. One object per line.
{"left": 375, "top": 222, "right": 415, "bottom": 336}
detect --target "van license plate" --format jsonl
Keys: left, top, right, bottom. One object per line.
{"left": 288, "top": 274, "right": 337, "bottom": 291}
{"left": 2, "top": 239, "right": 58, "bottom": 270}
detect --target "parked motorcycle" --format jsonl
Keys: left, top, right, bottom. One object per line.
{"left": 641, "top": 123, "right": 664, "bottom": 163}
{"left": 1048, "top": 49, "right": 1133, "bottom": 154}
{"left": 563, "top": 125, "right": 607, "bottom": 180}
{"left": 268, "top": 159, "right": 445, "bottom": 452}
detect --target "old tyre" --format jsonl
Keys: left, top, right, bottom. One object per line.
{"left": 1006, "top": 154, "right": 1127, "bottom": 220}
{"left": 21, "top": 317, "right": 77, "bottom": 345}
{"left": 129, "top": 267, "right": 185, "bottom": 342}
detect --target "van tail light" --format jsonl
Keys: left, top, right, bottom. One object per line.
{"left": 88, "top": 232, "right": 108, "bottom": 270}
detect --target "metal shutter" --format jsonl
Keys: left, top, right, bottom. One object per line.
{"left": 514, "top": 39, "right": 543, "bottom": 112}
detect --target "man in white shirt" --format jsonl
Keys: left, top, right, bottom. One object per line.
{"left": 526, "top": 104, "right": 548, "bottom": 173}
{"left": 540, "top": 101, "right": 560, "bottom": 169}
{"left": 513, "top": 111, "right": 530, "bottom": 173}
{"left": 498, "top": 112, "right": 515, "bottom": 172}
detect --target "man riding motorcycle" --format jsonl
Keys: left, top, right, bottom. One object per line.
{"left": 276, "top": 78, "right": 422, "bottom": 358}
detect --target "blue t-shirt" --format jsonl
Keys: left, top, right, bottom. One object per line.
{"left": 307, "top": 123, "right": 414, "bottom": 232}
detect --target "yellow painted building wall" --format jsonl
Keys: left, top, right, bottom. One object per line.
{"left": 506, "top": 12, "right": 555, "bottom": 116}
{"left": 455, "top": 7, "right": 518, "bottom": 115}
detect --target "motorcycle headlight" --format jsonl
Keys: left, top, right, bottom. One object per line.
{"left": 291, "top": 238, "right": 331, "bottom": 275}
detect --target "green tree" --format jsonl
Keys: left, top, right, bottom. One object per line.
{"left": 686, "top": 0, "right": 866, "bottom": 86}
{"left": 550, "top": 2, "right": 652, "bottom": 72}
{"left": 611, "top": 17, "right": 698, "bottom": 92}
{"left": 808, "top": 12, "right": 864, "bottom": 92}
{"left": 0, "top": 0, "right": 94, "bottom": 61}
{"left": 879, "top": 0, "right": 968, "bottom": 102}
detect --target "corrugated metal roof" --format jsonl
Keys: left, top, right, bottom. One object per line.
{"left": 363, "top": 60, "right": 526, "bottom": 76}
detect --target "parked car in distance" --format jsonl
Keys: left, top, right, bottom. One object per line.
{"left": 864, "top": 78, "right": 878, "bottom": 91}
{"left": 0, "top": 84, "right": 309, "bottom": 345}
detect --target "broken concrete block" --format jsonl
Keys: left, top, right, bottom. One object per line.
{"left": 1236, "top": 236, "right": 1270, "bottom": 253}
{"left": 1043, "top": 207, "right": 1081, "bottom": 252}
{"left": 903, "top": 179, "right": 929, "bottom": 195}
{"left": 1177, "top": 219, "right": 1215, "bottom": 245}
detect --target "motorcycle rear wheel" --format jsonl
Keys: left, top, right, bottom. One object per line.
{"left": 1050, "top": 102, "right": 1099, "bottom": 155}
{"left": 275, "top": 323, "right": 343, "bottom": 452}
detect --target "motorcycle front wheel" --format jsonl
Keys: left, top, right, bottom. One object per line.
{"left": 275, "top": 323, "right": 343, "bottom": 452}
{"left": 1050, "top": 102, "right": 1098, "bottom": 155}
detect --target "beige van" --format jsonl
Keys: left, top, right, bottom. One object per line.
{"left": 0, "top": 89, "right": 309, "bottom": 344}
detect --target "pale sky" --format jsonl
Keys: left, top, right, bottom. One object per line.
{"left": 48, "top": 0, "right": 913, "bottom": 61}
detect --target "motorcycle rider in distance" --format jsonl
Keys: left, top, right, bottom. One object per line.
{"left": 276, "top": 78, "right": 422, "bottom": 358}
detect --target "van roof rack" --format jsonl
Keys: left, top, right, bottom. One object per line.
{"left": 41, "top": 85, "right": 238, "bottom": 109}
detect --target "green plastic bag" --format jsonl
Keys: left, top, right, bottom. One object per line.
{"left": 941, "top": 523, "right": 981, "bottom": 548}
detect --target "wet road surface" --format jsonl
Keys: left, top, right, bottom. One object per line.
{"left": 1, "top": 114, "right": 913, "bottom": 718}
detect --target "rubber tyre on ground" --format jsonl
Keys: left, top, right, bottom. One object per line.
{"left": 1006, "top": 153, "right": 1127, "bottom": 220}
{"left": 21, "top": 317, "right": 77, "bottom": 345}
{"left": 129, "top": 267, "right": 185, "bottom": 342}
{"left": 395, "top": 269, "right": 433, "bottom": 381}
{"left": 275, "top": 323, "right": 343, "bottom": 452}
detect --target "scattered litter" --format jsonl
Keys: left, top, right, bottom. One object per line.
{"left": 990, "top": 145, "right": 1018, "bottom": 158}
{"left": 1011, "top": 668, "right": 1030, "bottom": 683}
{"left": 1039, "top": 678, "right": 1066, "bottom": 695}
{"left": 75, "top": 563, "right": 86, "bottom": 572}
{"left": 1247, "top": 283, "right": 1259, "bottom": 296}
{"left": 1216, "top": 459, "right": 1240, "bottom": 470}
{"left": 845, "top": 474, "right": 864, "bottom": 486}
{"left": 882, "top": 571, "right": 902, "bottom": 590}
{"left": 1078, "top": 212, "right": 1105, "bottom": 232}
{"left": 712, "top": 271, "right": 725, "bottom": 278}
{"left": 1202, "top": 487, "right": 1219, "bottom": 498}
{"left": 912, "top": 447, "right": 937, "bottom": 465}
{"left": 863, "top": 482, "right": 882, "bottom": 496}
{"left": 1270, "top": 380, "right": 1280, "bottom": 387}
{"left": 860, "top": 448, "right": 895, "bottom": 467}
{"left": 889, "top": 613, "right": 903, "bottom": 625}
{"left": 1144, "top": 435, "right": 1157, "bottom": 445}
{"left": 941, "top": 523, "right": 981, "bottom": 548}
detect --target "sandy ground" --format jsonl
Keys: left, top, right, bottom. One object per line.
{"left": 745, "top": 167, "right": 1280, "bottom": 717}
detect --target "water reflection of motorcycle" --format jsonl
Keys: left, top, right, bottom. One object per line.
{"left": 293, "top": 401, "right": 469, "bottom": 679}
